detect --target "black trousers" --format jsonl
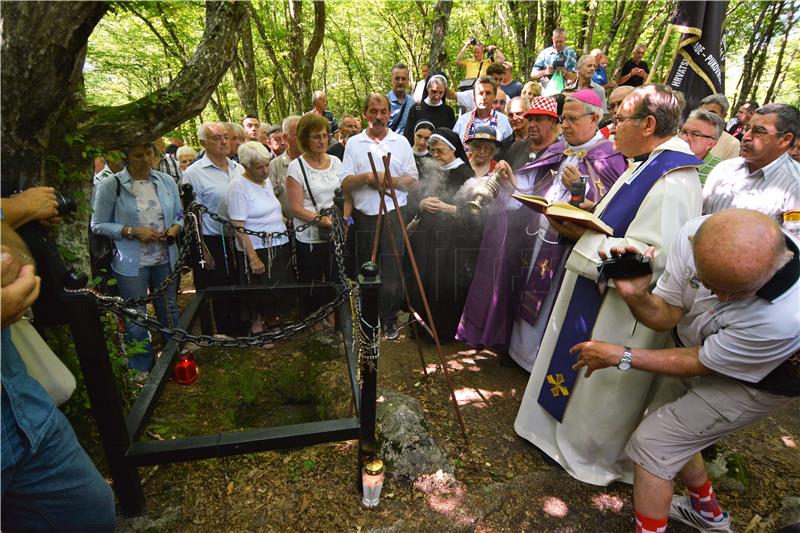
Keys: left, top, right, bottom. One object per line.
{"left": 296, "top": 240, "right": 336, "bottom": 317}
{"left": 235, "top": 242, "right": 295, "bottom": 323}
{"left": 352, "top": 208, "right": 405, "bottom": 324}
{"left": 198, "top": 234, "right": 242, "bottom": 335}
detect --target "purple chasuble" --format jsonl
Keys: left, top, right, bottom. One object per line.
{"left": 537, "top": 150, "right": 702, "bottom": 422}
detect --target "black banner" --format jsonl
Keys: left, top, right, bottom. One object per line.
{"left": 666, "top": 0, "right": 728, "bottom": 115}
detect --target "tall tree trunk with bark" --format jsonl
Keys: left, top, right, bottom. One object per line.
{"left": 764, "top": 1, "right": 795, "bottom": 103}
{"left": 576, "top": 0, "right": 590, "bottom": 52}
{"left": 506, "top": 0, "right": 539, "bottom": 78}
{"left": 429, "top": 0, "right": 454, "bottom": 74}
{"left": 745, "top": 0, "right": 784, "bottom": 102}
{"left": 610, "top": 0, "right": 651, "bottom": 81}
{"left": 1, "top": 1, "right": 246, "bottom": 269}
{"left": 601, "top": 0, "right": 627, "bottom": 54}
{"left": 584, "top": 0, "right": 599, "bottom": 53}
{"left": 542, "top": 0, "right": 559, "bottom": 46}
{"left": 735, "top": 0, "right": 772, "bottom": 104}
{"left": 231, "top": 13, "right": 260, "bottom": 118}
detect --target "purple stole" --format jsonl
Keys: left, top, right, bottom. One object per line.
{"left": 516, "top": 142, "right": 613, "bottom": 327}
{"left": 537, "top": 150, "right": 701, "bottom": 422}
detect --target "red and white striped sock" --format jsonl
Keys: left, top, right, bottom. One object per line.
{"left": 688, "top": 479, "right": 724, "bottom": 521}
{"left": 635, "top": 511, "right": 667, "bottom": 533}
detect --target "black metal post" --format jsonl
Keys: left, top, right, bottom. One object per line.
{"left": 64, "top": 293, "right": 145, "bottom": 516}
{"left": 356, "top": 261, "right": 380, "bottom": 493}
{"left": 180, "top": 183, "right": 213, "bottom": 335}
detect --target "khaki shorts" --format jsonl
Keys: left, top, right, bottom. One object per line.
{"left": 625, "top": 374, "right": 794, "bottom": 480}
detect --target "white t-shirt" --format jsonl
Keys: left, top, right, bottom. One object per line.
{"left": 132, "top": 180, "right": 168, "bottom": 266}
{"left": 287, "top": 155, "right": 342, "bottom": 244}
{"left": 340, "top": 130, "right": 418, "bottom": 216}
{"left": 226, "top": 176, "right": 288, "bottom": 251}
{"left": 654, "top": 215, "right": 800, "bottom": 383}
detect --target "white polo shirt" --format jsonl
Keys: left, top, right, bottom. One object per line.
{"left": 653, "top": 215, "right": 800, "bottom": 384}
{"left": 339, "top": 130, "right": 418, "bottom": 215}
{"left": 182, "top": 155, "right": 245, "bottom": 235}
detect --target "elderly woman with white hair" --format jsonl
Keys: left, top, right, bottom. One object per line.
{"left": 403, "top": 74, "right": 456, "bottom": 147}
{"left": 175, "top": 146, "right": 198, "bottom": 172}
{"left": 227, "top": 141, "right": 295, "bottom": 335}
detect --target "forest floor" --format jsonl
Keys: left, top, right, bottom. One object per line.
{"left": 92, "top": 309, "right": 800, "bottom": 533}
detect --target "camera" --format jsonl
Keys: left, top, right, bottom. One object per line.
{"left": 552, "top": 54, "right": 566, "bottom": 69}
{"left": 597, "top": 252, "right": 652, "bottom": 280}
{"left": 487, "top": 46, "right": 496, "bottom": 61}
{"left": 55, "top": 191, "right": 77, "bottom": 216}
{"left": 469, "top": 36, "right": 477, "bottom": 46}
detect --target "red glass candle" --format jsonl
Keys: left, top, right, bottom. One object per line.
{"left": 174, "top": 352, "right": 198, "bottom": 384}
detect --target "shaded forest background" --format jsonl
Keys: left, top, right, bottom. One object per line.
{"left": 86, "top": 0, "right": 800, "bottom": 146}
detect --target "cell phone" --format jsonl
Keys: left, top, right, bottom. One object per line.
{"left": 597, "top": 252, "right": 653, "bottom": 280}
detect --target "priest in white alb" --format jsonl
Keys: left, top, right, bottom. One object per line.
{"left": 514, "top": 84, "right": 703, "bottom": 486}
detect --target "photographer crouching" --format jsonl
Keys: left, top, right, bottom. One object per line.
{"left": 1, "top": 191, "right": 116, "bottom": 531}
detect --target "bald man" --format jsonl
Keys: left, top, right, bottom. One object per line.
{"left": 599, "top": 85, "right": 635, "bottom": 139}
{"left": 572, "top": 209, "right": 799, "bottom": 533}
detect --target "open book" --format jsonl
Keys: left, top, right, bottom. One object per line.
{"left": 512, "top": 194, "right": 614, "bottom": 236}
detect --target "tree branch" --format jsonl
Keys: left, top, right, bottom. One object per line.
{"left": 78, "top": 1, "right": 247, "bottom": 147}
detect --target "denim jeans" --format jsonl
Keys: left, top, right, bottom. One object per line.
{"left": 115, "top": 261, "right": 180, "bottom": 371}
{"left": 2, "top": 394, "right": 116, "bottom": 531}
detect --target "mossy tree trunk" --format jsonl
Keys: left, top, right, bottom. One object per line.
{"left": 1, "top": 0, "right": 247, "bottom": 271}
{"left": 429, "top": 0, "right": 454, "bottom": 75}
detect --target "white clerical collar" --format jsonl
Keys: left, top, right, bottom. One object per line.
{"left": 424, "top": 97, "right": 444, "bottom": 107}
{"left": 567, "top": 131, "right": 605, "bottom": 152}
{"left": 444, "top": 159, "right": 464, "bottom": 170}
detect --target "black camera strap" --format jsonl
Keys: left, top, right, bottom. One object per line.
{"left": 298, "top": 157, "right": 319, "bottom": 211}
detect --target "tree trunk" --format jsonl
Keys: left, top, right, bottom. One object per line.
{"left": 505, "top": 0, "right": 539, "bottom": 80}
{"left": 429, "top": 0, "right": 454, "bottom": 74}
{"left": 601, "top": 0, "right": 627, "bottom": 54}
{"left": 576, "top": 0, "right": 590, "bottom": 52}
{"left": 610, "top": 0, "right": 651, "bottom": 81}
{"left": 542, "top": 0, "right": 559, "bottom": 46}
{"left": 735, "top": 0, "right": 772, "bottom": 104}
{"left": 584, "top": 0, "right": 599, "bottom": 53}
{"left": 231, "top": 13, "right": 259, "bottom": 118}
{"left": 763, "top": 0, "right": 794, "bottom": 103}
{"left": 2, "top": 0, "right": 246, "bottom": 268}
{"left": 746, "top": 0, "right": 784, "bottom": 102}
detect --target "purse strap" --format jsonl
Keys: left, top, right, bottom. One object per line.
{"left": 298, "top": 157, "right": 319, "bottom": 210}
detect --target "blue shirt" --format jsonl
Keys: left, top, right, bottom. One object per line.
{"left": 387, "top": 90, "right": 411, "bottom": 135}
{"left": 91, "top": 168, "right": 184, "bottom": 276}
{"left": 593, "top": 65, "right": 608, "bottom": 86}
{"left": 531, "top": 46, "right": 578, "bottom": 75}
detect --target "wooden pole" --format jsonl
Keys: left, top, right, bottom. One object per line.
{"left": 647, "top": 24, "right": 673, "bottom": 85}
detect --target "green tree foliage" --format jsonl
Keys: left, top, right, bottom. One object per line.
{"left": 83, "top": 0, "right": 800, "bottom": 140}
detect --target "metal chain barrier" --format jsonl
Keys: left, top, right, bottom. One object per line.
{"left": 70, "top": 200, "right": 382, "bottom": 365}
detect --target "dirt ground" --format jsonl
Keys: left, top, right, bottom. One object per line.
{"left": 106, "top": 318, "right": 799, "bottom": 533}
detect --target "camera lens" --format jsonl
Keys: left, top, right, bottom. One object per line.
{"left": 55, "top": 192, "right": 77, "bottom": 216}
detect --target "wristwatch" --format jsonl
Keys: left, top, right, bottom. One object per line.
{"left": 617, "top": 346, "right": 632, "bottom": 371}
{"left": 124, "top": 226, "right": 135, "bottom": 239}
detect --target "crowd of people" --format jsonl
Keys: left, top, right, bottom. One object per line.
{"left": 3, "top": 25, "right": 798, "bottom": 532}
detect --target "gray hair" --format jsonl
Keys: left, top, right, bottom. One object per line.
{"left": 224, "top": 122, "right": 246, "bottom": 138}
{"left": 687, "top": 109, "right": 724, "bottom": 139}
{"left": 238, "top": 141, "right": 271, "bottom": 168}
{"left": 197, "top": 122, "right": 220, "bottom": 142}
{"left": 577, "top": 54, "right": 595, "bottom": 68}
{"left": 699, "top": 93, "right": 730, "bottom": 116}
{"left": 590, "top": 48, "right": 603, "bottom": 58}
{"left": 312, "top": 90, "right": 326, "bottom": 106}
{"left": 282, "top": 115, "right": 301, "bottom": 134}
{"left": 754, "top": 103, "right": 800, "bottom": 141}
{"left": 176, "top": 146, "right": 197, "bottom": 159}
{"left": 630, "top": 84, "right": 684, "bottom": 138}
{"left": 553, "top": 27, "right": 566, "bottom": 37}
{"left": 565, "top": 94, "right": 603, "bottom": 119}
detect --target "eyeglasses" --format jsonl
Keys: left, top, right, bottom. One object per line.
{"left": 428, "top": 147, "right": 450, "bottom": 156}
{"left": 742, "top": 124, "right": 787, "bottom": 137}
{"left": 613, "top": 115, "right": 644, "bottom": 126}
{"left": 561, "top": 112, "right": 592, "bottom": 124}
{"left": 679, "top": 129, "right": 716, "bottom": 141}
{"left": 608, "top": 101, "right": 623, "bottom": 109}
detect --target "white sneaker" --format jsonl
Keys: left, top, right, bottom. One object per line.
{"left": 669, "top": 495, "right": 733, "bottom": 533}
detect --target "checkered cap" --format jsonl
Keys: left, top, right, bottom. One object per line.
{"left": 524, "top": 96, "right": 559, "bottom": 118}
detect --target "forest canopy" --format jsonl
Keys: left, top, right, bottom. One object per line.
{"left": 84, "top": 0, "right": 800, "bottom": 144}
